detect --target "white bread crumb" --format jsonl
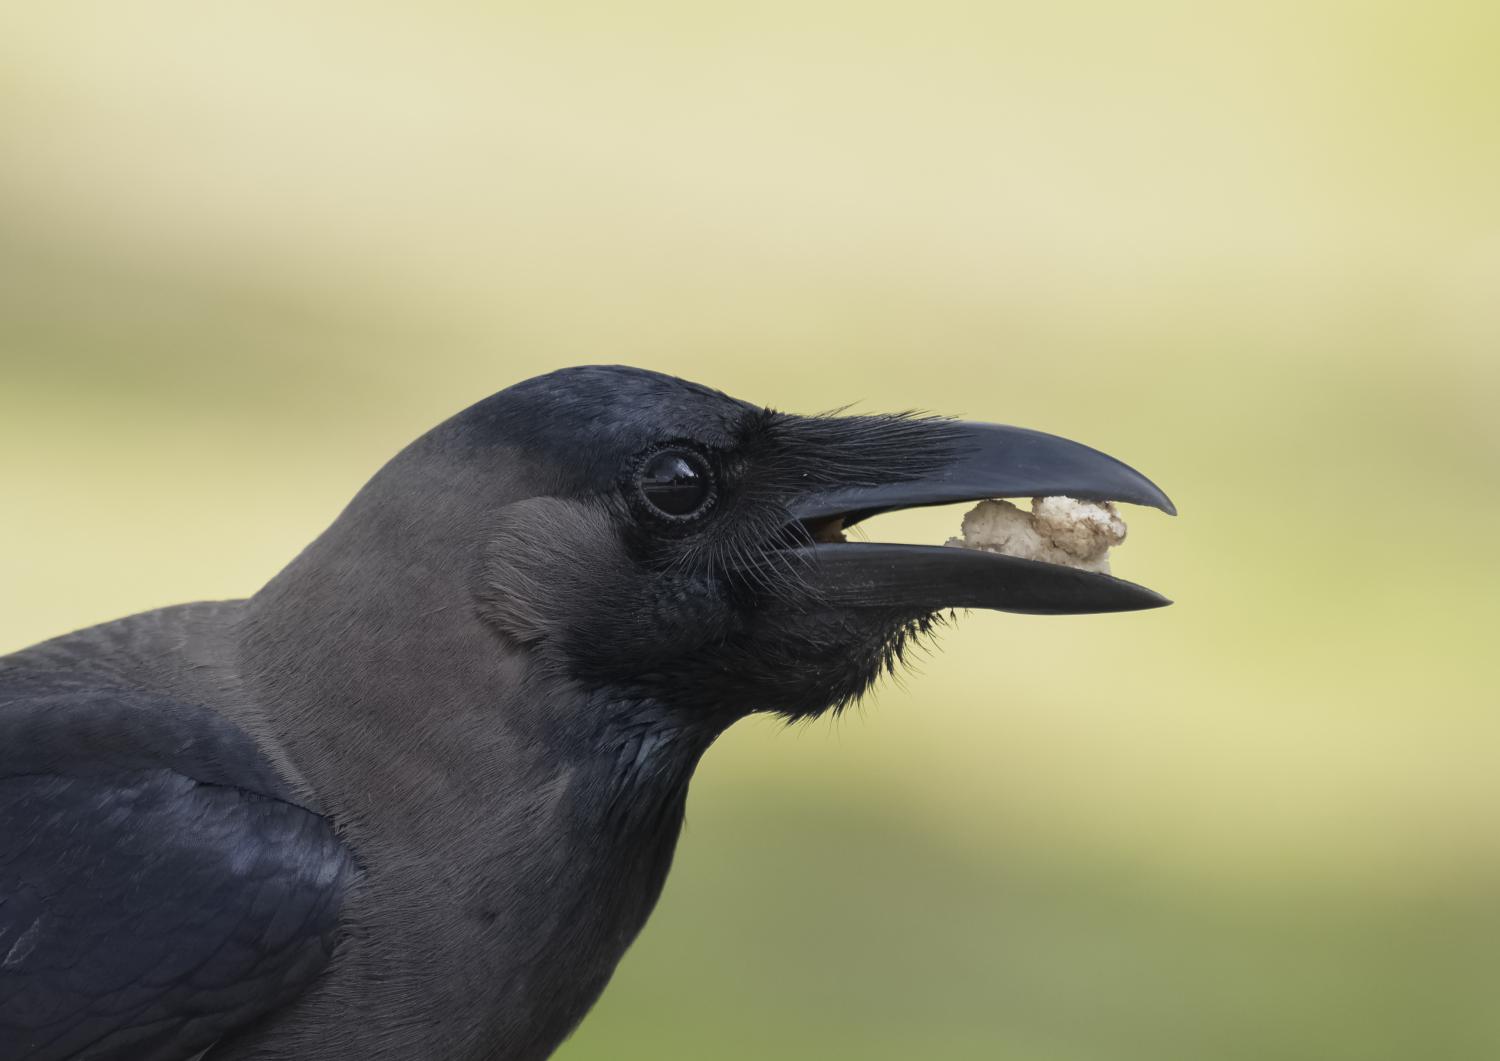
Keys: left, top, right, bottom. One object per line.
{"left": 945, "top": 497, "right": 1126, "bottom": 574}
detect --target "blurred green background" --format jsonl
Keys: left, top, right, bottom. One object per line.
{"left": 2, "top": 2, "right": 1497, "bottom": 1058}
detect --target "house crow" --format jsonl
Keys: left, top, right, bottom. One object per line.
{"left": 0, "top": 366, "right": 1173, "bottom": 1060}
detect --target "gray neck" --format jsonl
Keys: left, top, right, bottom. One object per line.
{"left": 230, "top": 463, "right": 717, "bottom": 1059}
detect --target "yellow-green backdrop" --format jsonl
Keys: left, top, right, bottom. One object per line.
{"left": 3, "top": 3, "right": 1497, "bottom": 1058}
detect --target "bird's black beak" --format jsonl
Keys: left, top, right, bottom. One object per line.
{"left": 778, "top": 421, "right": 1175, "bottom": 616}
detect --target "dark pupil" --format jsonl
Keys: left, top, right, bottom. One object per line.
{"left": 640, "top": 451, "right": 709, "bottom": 516}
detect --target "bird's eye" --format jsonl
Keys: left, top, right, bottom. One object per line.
{"left": 637, "top": 449, "right": 714, "bottom": 519}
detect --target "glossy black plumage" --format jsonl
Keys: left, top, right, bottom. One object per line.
{"left": 0, "top": 678, "right": 351, "bottom": 1061}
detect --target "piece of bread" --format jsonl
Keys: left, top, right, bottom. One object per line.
{"left": 946, "top": 496, "right": 1126, "bottom": 574}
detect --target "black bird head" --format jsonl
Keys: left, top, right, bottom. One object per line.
{"left": 374, "top": 365, "right": 1174, "bottom": 727}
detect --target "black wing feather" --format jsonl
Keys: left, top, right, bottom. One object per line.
{"left": 0, "top": 679, "right": 352, "bottom": 1061}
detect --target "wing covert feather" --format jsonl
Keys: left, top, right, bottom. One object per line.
{"left": 0, "top": 680, "right": 353, "bottom": 1061}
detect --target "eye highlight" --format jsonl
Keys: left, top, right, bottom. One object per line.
{"left": 636, "top": 448, "right": 715, "bottom": 519}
